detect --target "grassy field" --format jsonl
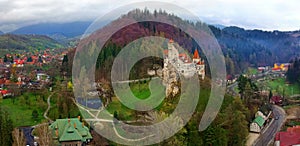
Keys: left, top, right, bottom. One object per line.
{"left": 247, "top": 67, "right": 258, "bottom": 75}
{"left": 106, "top": 80, "right": 155, "bottom": 121}
{"left": 106, "top": 97, "right": 135, "bottom": 121}
{"left": 105, "top": 79, "right": 211, "bottom": 121}
{"left": 129, "top": 80, "right": 151, "bottom": 99}
{"left": 0, "top": 92, "right": 49, "bottom": 127}
{"left": 234, "top": 85, "right": 239, "bottom": 94}
{"left": 265, "top": 78, "right": 300, "bottom": 96}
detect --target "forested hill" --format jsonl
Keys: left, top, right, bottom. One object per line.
{"left": 0, "top": 34, "right": 64, "bottom": 51}
{"left": 221, "top": 26, "right": 300, "bottom": 65}
{"left": 209, "top": 26, "right": 273, "bottom": 74}
{"left": 92, "top": 9, "right": 300, "bottom": 76}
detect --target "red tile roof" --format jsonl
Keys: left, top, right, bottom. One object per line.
{"left": 0, "top": 78, "right": 5, "bottom": 84}
{"left": 271, "top": 96, "right": 282, "bottom": 103}
{"left": 179, "top": 53, "right": 187, "bottom": 58}
{"left": 275, "top": 126, "right": 300, "bottom": 146}
{"left": 193, "top": 49, "right": 200, "bottom": 59}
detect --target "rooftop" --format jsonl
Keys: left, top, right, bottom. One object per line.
{"left": 253, "top": 116, "right": 265, "bottom": 127}
{"left": 49, "top": 117, "right": 92, "bottom": 142}
{"left": 275, "top": 126, "right": 300, "bottom": 145}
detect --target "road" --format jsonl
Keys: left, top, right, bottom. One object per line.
{"left": 227, "top": 70, "right": 286, "bottom": 145}
{"left": 111, "top": 77, "right": 158, "bottom": 84}
{"left": 254, "top": 105, "right": 286, "bottom": 146}
{"left": 23, "top": 92, "right": 55, "bottom": 146}
{"left": 20, "top": 127, "right": 34, "bottom": 146}
{"left": 227, "top": 82, "right": 238, "bottom": 96}
{"left": 226, "top": 70, "right": 271, "bottom": 96}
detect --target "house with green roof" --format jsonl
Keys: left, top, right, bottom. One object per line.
{"left": 49, "top": 117, "right": 92, "bottom": 146}
{"left": 250, "top": 115, "right": 266, "bottom": 133}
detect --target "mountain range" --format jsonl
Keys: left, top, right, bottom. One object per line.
{"left": 11, "top": 21, "right": 92, "bottom": 39}
{"left": 2, "top": 10, "right": 300, "bottom": 75}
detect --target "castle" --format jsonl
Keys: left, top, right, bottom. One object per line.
{"left": 163, "top": 39, "right": 205, "bottom": 80}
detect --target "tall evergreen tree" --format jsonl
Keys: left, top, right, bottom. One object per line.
{"left": 0, "top": 106, "right": 14, "bottom": 146}
{"left": 3, "top": 55, "right": 7, "bottom": 62}
{"left": 268, "top": 90, "right": 273, "bottom": 101}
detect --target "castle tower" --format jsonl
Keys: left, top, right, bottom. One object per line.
{"left": 193, "top": 49, "right": 200, "bottom": 63}
{"left": 167, "top": 39, "right": 179, "bottom": 61}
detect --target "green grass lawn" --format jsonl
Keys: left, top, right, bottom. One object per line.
{"left": 233, "top": 85, "right": 239, "bottom": 94}
{"left": 0, "top": 92, "right": 49, "bottom": 127}
{"left": 107, "top": 81, "right": 151, "bottom": 120}
{"left": 247, "top": 67, "right": 258, "bottom": 75}
{"left": 266, "top": 78, "right": 300, "bottom": 96}
{"left": 129, "top": 80, "right": 151, "bottom": 99}
{"left": 105, "top": 79, "right": 211, "bottom": 121}
{"left": 106, "top": 97, "right": 135, "bottom": 121}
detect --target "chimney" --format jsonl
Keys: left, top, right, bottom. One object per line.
{"left": 68, "top": 118, "right": 70, "bottom": 124}
{"left": 78, "top": 116, "right": 80, "bottom": 121}
{"left": 74, "top": 123, "right": 76, "bottom": 128}
{"left": 82, "top": 122, "right": 84, "bottom": 128}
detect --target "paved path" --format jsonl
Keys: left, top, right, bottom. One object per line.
{"left": 112, "top": 77, "right": 158, "bottom": 84}
{"left": 76, "top": 99, "right": 156, "bottom": 142}
{"left": 20, "top": 127, "right": 34, "bottom": 146}
{"left": 43, "top": 92, "right": 55, "bottom": 123}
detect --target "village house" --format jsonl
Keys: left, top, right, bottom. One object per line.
{"left": 49, "top": 117, "right": 92, "bottom": 146}
{"left": 272, "top": 63, "right": 290, "bottom": 72}
{"left": 270, "top": 96, "right": 283, "bottom": 105}
{"left": 257, "top": 66, "right": 269, "bottom": 72}
{"left": 13, "top": 58, "right": 25, "bottom": 67}
{"left": 250, "top": 115, "right": 265, "bottom": 133}
{"left": 250, "top": 106, "right": 272, "bottom": 133}
{"left": 0, "top": 89, "right": 12, "bottom": 98}
{"left": 255, "top": 111, "right": 267, "bottom": 120}
{"left": 275, "top": 126, "right": 300, "bottom": 146}
{"left": 226, "top": 74, "right": 237, "bottom": 84}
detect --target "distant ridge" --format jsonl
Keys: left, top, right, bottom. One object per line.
{"left": 213, "top": 24, "right": 226, "bottom": 29}
{"left": 0, "top": 34, "right": 64, "bottom": 51}
{"left": 11, "top": 21, "right": 92, "bottom": 38}
{"left": 0, "top": 31, "right": 3, "bottom": 35}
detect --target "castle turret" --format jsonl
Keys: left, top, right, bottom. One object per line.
{"left": 193, "top": 49, "right": 200, "bottom": 63}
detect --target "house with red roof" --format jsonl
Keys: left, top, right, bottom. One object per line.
{"left": 13, "top": 59, "right": 24, "bottom": 67}
{"left": 272, "top": 63, "right": 290, "bottom": 72}
{"left": 0, "top": 89, "right": 12, "bottom": 98}
{"left": 275, "top": 126, "right": 300, "bottom": 146}
{"left": 270, "top": 96, "right": 283, "bottom": 105}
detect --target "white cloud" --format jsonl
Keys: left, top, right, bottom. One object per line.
{"left": 0, "top": 0, "right": 300, "bottom": 32}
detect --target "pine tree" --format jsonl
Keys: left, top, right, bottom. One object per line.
{"left": 3, "top": 55, "right": 7, "bottom": 62}
{"left": 224, "top": 98, "right": 249, "bottom": 146}
{"left": 268, "top": 90, "right": 273, "bottom": 101}
{"left": 0, "top": 106, "right": 13, "bottom": 146}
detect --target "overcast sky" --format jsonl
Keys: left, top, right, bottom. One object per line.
{"left": 0, "top": 0, "right": 299, "bottom": 32}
